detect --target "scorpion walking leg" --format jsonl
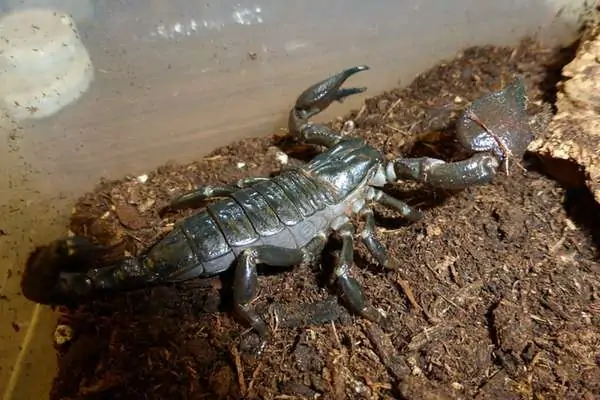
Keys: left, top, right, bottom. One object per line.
{"left": 289, "top": 65, "right": 369, "bottom": 148}
{"left": 358, "top": 191, "right": 424, "bottom": 268}
{"left": 335, "top": 223, "right": 385, "bottom": 324}
{"left": 169, "top": 177, "right": 270, "bottom": 210}
{"left": 373, "top": 189, "right": 424, "bottom": 222}
{"left": 233, "top": 235, "right": 327, "bottom": 338}
{"left": 359, "top": 208, "right": 388, "bottom": 268}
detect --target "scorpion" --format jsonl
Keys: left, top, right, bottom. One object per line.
{"left": 22, "top": 65, "right": 540, "bottom": 346}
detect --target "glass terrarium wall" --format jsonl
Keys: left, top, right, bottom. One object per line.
{"left": 0, "top": 0, "right": 590, "bottom": 198}
{"left": 0, "top": 0, "right": 592, "bottom": 399}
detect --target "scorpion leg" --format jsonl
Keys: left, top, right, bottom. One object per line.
{"left": 169, "top": 177, "right": 270, "bottom": 210}
{"left": 233, "top": 235, "right": 327, "bottom": 342}
{"left": 170, "top": 185, "right": 239, "bottom": 209}
{"left": 358, "top": 191, "right": 423, "bottom": 268}
{"left": 373, "top": 189, "right": 424, "bottom": 222}
{"left": 334, "top": 222, "right": 385, "bottom": 325}
{"left": 359, "top": 208, "right": 388, "bottom": 268}
{"left": 289, "top": 65, "right": 369, "bottom": 148}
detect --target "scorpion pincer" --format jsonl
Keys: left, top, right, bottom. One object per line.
{"left": 22, "top": 65, "right": 540, "bottom": 345}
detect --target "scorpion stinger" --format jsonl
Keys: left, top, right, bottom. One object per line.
{"left": 21, "top": 67, "right": 541, "bottom": 355}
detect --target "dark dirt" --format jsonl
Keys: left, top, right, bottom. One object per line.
{"left": 47, "top": 37, "right": 600, "bottom": 400}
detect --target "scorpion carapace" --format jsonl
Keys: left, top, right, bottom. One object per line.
{"left": 21, "top": 65, "right": 543, "bottom": 346}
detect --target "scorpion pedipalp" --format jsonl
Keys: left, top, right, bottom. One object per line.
{"left": 388, "top": 76, "right": 541, "bottom": 190}
{"left": 288, "top": 65, "right": 370, "bottom": 148}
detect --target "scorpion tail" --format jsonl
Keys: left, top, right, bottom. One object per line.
{"left": 21, "top": 236, "right": 150, "bottom": 306}
{"left": 289, "top": 65, "right": 370, "bottom": 148}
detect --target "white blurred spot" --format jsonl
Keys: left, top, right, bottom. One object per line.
{"left": 232, "top": 6, "right": 264, "bottom": 25}
{"left": 284, "top": 40, "right": 310, "bottom": 53}
{"left": 136, "top": 174, "right": 148, "bottom": 184}
{"left": 341, "top": 120, "right": 355, "bottom": 135}
{"left": 147, "top": 5, "right": 268, "bottom": 43}
{"left": 275, "top": 151, "right": 288, "bottom": 165}
{"left": 151, "top": 18, "right": 226, "bottom": 39}
{"left": 54, "top": 325, "right": 74, "bottom": 346}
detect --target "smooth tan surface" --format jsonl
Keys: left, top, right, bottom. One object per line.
{"left": 0, "top": 0, "right": 591, "bottom": 398}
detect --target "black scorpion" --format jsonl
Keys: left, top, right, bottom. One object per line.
{"left": 22, "top": 65, "right": 539, "bottom": 342}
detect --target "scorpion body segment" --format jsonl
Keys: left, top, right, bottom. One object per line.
{"left": 22, "top": 65, "right": 542, "bottom": 344}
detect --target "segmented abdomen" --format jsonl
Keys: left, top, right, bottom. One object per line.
{"left": 149, "top": 169, "right": 339, "bottom": 281}
{"left": 209, "top": 169, "right": 338, "bottom": 250}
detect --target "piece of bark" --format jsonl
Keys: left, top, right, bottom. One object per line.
{"left": 528, "top": 19, "right": 600, "bottom": 203}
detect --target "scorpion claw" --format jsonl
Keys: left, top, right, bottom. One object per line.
{"left": 389, "top": 76, "right": 537, "bottom": 190}
{"left": 332, "top": 86, "right": 368, "bottom": 103}
{"left": 294, "top": 65, "right": 369, "bottom": 116}
{"left": 289, "top": 66, "right": 370, "bottom": 148}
